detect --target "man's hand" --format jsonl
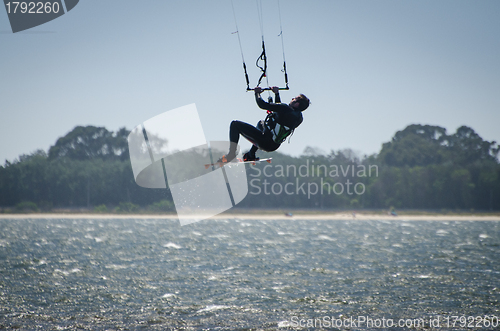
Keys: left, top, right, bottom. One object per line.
{"left": 271, "top": 86, "right": 280, "bottom": 94}
{"left": 254, "top": 86, "right": 263, "bottom": 94}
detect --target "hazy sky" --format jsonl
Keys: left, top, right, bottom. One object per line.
{"left": 1, "top": 0, "right": 499, "bottom": 163}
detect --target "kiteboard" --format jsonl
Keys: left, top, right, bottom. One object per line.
{"left": 205, "top": 158, "right": 272, "bottom": 169}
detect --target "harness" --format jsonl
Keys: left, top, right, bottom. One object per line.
{"left": 264, "top": 111, "right": 295, "bottom": 144}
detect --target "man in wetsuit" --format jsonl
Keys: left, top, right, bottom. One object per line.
{"left": 219, "top": 86, "right": 310, "bottom": 162}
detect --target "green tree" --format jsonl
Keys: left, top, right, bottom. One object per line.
{"left": 378, "top": 124, "right": 448, "bottom": 167}
{"left": 48, "top": 126, "right": 130, "bottom": 161}
{"left": 447, "top": 126, "right": 500, "bottom": 165}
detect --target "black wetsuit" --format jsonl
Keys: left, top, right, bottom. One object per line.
{"left": 228, "top": 93, "right": 303, "bottom": 156}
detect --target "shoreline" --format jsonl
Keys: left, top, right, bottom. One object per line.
{"left": 1, "top": 212, "right": 500, "bottom": 221}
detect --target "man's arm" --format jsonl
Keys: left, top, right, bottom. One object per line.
{"left": 271, "top": 86, "right": 281, "bottom": 103}
{"left": 254, "top": 86, "right": 282, "bottom": 111}
{"left": 254, "top": 87, "right": 270, "bottom": 110}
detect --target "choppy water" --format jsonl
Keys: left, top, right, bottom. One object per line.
{"left": 0, "top": 218, "right": 499, "bottom": 330}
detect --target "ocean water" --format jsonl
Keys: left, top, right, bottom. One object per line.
{"left": 0, "top": 218, "right": 499, "bottom": 330}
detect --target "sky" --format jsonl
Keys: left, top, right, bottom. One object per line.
{"left": 1, "top": 0, "right": 499, "bottom": 163}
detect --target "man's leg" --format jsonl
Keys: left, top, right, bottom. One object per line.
{"left": 246, "top": 120, "right": 266, "bottom": 158}
{"left": 223, "top": 120, "right": 264, "bottom": 161}
{"left": 248, "top": 145, "right": 259, "bottom": 157}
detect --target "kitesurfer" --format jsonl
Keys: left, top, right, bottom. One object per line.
{"left": 219, "top": 86, "right": 309, "bottom": 162}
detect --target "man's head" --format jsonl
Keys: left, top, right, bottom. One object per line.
{"left": 290, "top": 94, "right": 310, "bottom": 111}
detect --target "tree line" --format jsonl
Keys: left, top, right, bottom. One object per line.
{"left": 0, "top": 124, "right": 499, "bottom": 212}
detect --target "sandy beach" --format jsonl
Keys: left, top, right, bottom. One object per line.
{"left": 1, "top": 212, "right": 499, "bottom": 221}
